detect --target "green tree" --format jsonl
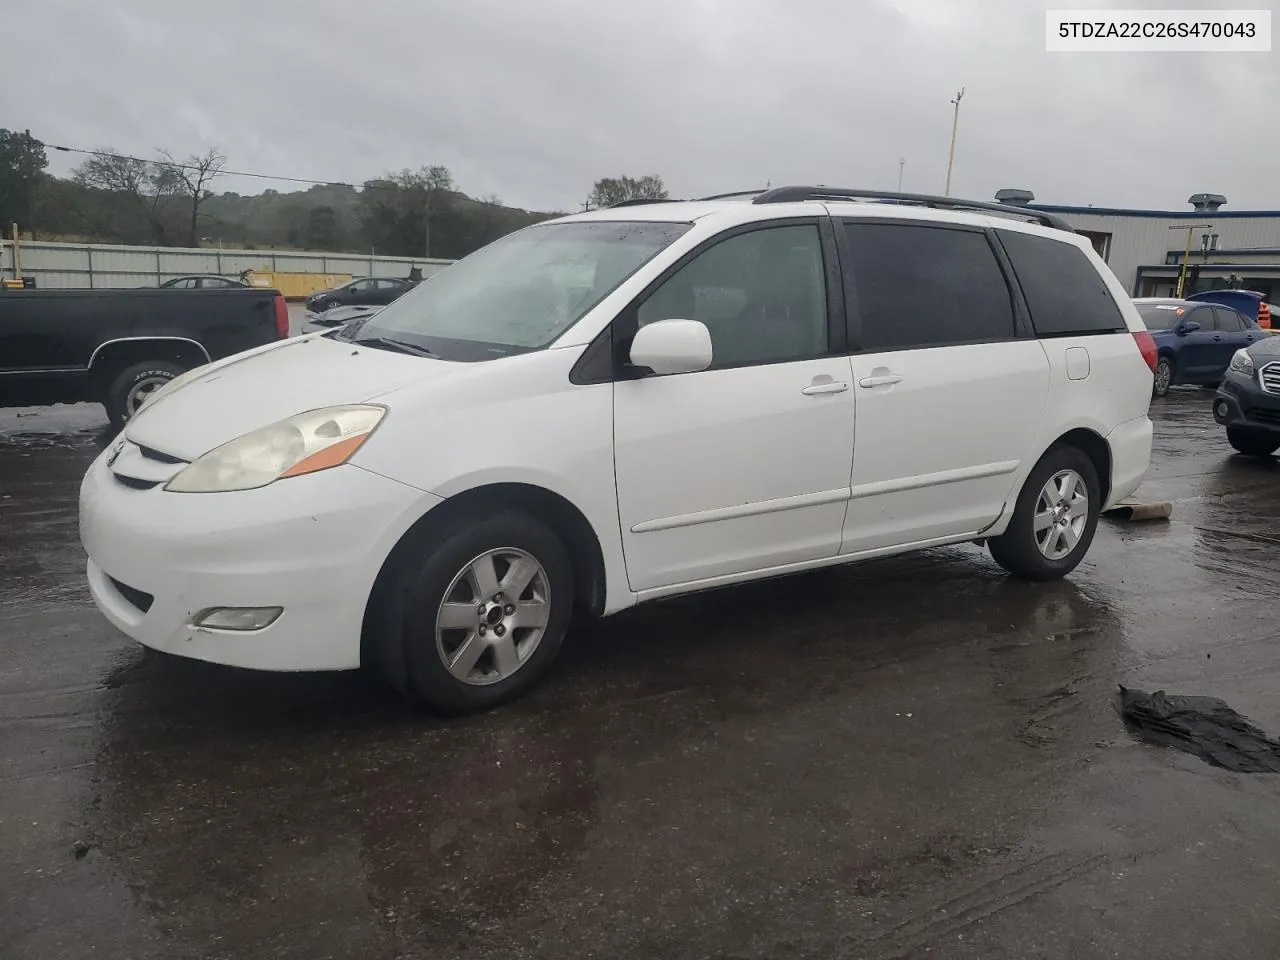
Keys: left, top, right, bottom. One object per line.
{"left": 307, "top": 205, "right": 337, "bottom": 248}
{"left": 357, "top": 166, "right": 456, "bottom": 257}
{"left": 588, "top": 174, "right": 668, "bottom": 209}
{"left": 0, "top": 129, "right": 48, "bottom": 237}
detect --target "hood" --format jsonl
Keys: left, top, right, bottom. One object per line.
{"left": 125, "top": 333, "right": 452, "bottom": 460}
{"left": 1248, "top": 334, "right": 1280, "bottom": 360}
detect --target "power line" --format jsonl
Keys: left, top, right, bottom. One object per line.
{"left": 39, "top": 141, "right": 355, "bottom": 188}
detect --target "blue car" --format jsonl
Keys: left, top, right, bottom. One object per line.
{"left": 1133, "top": 298, "right": 1267, "bottom": 397}
{"left": 1186, "top": 289, "right": 1272, "bottom": 331}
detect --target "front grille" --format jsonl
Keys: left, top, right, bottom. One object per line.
{"left": 136, "top": 444, "right": 185, "bottom": 465}
{"left": 108, "top": 439, "right": 185, "bottom": 490}
{"left": 1245, "top": 406, "right": 1280, "bottom": 426}
{"left": 107, "top": 575, "right": 154, "bottom": 614}
{"left": 112, "top": 475, "right": 160, "bottom": 491}
{"left": 1261, "top": 362, "right": 1280, "bottom": 395}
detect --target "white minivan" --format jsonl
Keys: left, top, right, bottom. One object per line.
{"left": 79, "top": 187, "right": 1156, "bottom": 712}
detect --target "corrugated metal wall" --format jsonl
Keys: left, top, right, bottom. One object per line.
{"left": 0, "top": 240, "right": 454, "bottom": 289}
{"left": 1055, "top": 213, "right": 1280, "bottom": 294}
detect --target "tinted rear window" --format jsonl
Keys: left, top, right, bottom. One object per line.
{"left": 843, "top": 222, "right": 1016, "bottom": 351}
{"left": 997, "top": 229, "right": 1127, "bottom": 336}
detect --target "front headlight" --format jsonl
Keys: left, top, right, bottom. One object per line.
{"left": 1229, "top": 349, "right": 1256, "bottom": 377}
{"left": 165, "top": 405, "right": 386, "bottom": 493}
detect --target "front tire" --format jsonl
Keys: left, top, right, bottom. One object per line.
{"left": 1152, "top": 357, "right": 1174, "bottom": 397}
{"left": 988, "top": 445, "right": 1100, "bottom": 581}
{"left": 1227, "top": 428, "right": 1280, "bottom": 458}
{"left": 389, "top": 510, "right": 575, "bottom": 714}
{"left": 104, "top": 360, "right": 185, "bottom": 430}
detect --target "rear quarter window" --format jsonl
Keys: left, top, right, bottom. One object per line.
{"left": 996, "top": 229, "right": 1128, "bottom": 337}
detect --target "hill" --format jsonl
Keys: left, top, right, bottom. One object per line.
{"left": 29, "top": 171, "right": 561, "bottom": 258}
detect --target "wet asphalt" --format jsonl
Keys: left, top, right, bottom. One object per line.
{"left": 4, "top": 390, "right": 1280, "bottom": 960}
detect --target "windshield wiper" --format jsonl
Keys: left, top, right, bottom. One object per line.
{"left": 351, "top": 336, "right": 436, "bottom": 358}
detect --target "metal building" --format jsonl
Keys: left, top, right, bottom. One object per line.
{"left": 997, "top": 191, "right": 1280, "bottom": 301}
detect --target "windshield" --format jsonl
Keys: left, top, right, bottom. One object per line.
{"left": 1135, "top": 302, "right": 1186, "bottom": 330}
{"left": 347, "top": 220, "right": 691, "bottom": 360}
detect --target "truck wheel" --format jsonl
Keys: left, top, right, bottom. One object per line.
{"left": 104, "top": 361, "right": 185, "bottom": 430}
{"left": 1227, "top": 428, "right": 1280, "bottom": 458}
{"left": 988, "top": 445, "right": 1100, "bottom": 582}
{"left": 386, "top": 509, "right": 575, "bottom": 714}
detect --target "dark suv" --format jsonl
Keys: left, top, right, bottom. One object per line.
{"left": 1213, "top": 337, "right": 1280, "bottom": 456}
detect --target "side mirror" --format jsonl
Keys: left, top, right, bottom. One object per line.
{"left": 1178, "top": 320, "right": 1201, "bottom": 335}
{"left": 629, "top": 319, "right": 713, "bottom": 375}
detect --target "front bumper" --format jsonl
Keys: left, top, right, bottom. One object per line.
{"left": 1214, "top": 371, "right": 1280, "bottom": 436}
{"left": 79, "top": 450, "right": 436, "bottom": 671}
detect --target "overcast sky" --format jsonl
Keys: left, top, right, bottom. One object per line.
{"left": 9, "top": 0, "right": 1276, "bottom": 212}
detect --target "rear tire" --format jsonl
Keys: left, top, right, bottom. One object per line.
{"left": 385, "top": 510, "right": 574, "bottom": 714}
{"left": 104, "top": 360, "right": 185, "bottom": 431}
{"left": 1152, "top": 357, "right": 1174, "bottom": 397}
{"left": 1227, "top": 428, "right": 1280, "bottom": 458}
{"left": 988, "top": 445, "right": 1100, "bottom": 582}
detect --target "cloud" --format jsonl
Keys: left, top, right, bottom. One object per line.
{"left": 10, "top": 0, "right": 1277, "bottom": 212}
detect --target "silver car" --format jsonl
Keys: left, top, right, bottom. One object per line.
{"left": 300, "top": 303, "right": 383, "bottom": 335}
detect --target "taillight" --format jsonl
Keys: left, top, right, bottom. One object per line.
{"left": 1132, "top": 330, "right": 1158, "bottom": 372}
{"left": 273, "top": 293, "right": 289, "bottom": 340}
{"left": 1259, "top": 303, "right": 1272, "bottom": 330}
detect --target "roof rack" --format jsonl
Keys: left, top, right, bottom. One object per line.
{"left": 606, "top": 198, "right": 682, "bottom": 208}
{"left": 751, "top": 186, "right": 1076, "bottom": 233}
{"left": 695, "top": 189, "right": 768, "bottom": 201}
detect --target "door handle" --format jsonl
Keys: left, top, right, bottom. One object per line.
{"left": 1212, "top": 335, "right": 1223, "bottom": 342}
{"left": 858, "top": 374, "right": 903, "bottom": 388}
{"left": 801, "top": 381, "right": 849, "bottom": 396}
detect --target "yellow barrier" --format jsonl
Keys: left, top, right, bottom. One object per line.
{"left": 244, "top": 271, "right": 352, "bottom": 300}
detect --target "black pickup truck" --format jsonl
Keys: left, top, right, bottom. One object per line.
{"left": 0, "top": 287, "right": 290, "bottom": 429}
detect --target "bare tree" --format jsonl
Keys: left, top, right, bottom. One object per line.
{"left": 160, "top": 148, "right": 226, "bottom": 247}
{"left": 588, "top": 175, "right": 668, "bottom": 209}
{"left": 74, "top": 149, "right": 181, "bottom": 243}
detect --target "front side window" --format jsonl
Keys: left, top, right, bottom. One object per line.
{"left": 843, "top": 222, "right": 1015, "bottom": 351}
{"left": 351, "top": 221, "right": 690, "bottom": 360}
{"left": 1188, "top": 307, "right": 1216, "bottom": 330}
{"left": 636, "top": 224, "right": 828, "bottom": 367}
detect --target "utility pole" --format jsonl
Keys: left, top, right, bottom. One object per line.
{"left": 944, "top": 87, "right": 965, "bottom": 197}
{"left": 424, "top": 195, "right": 432, "bottom": 260}
{"left": 1168, "top": 223, "right": 1211, "bottom": 298}
{"left": 897, "top": 157, "right": 905, "bottom": 192}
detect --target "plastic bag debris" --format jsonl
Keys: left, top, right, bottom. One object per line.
{"left": 1115, "top": 686, "right": 1280, "bottom": 773}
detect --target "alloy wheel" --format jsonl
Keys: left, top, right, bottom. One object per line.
{"left": 434, "top": 548, "right": 551, "bottom": 686}
{"left": 1034, "top": 469, "right": 1089, "bottom": 560}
